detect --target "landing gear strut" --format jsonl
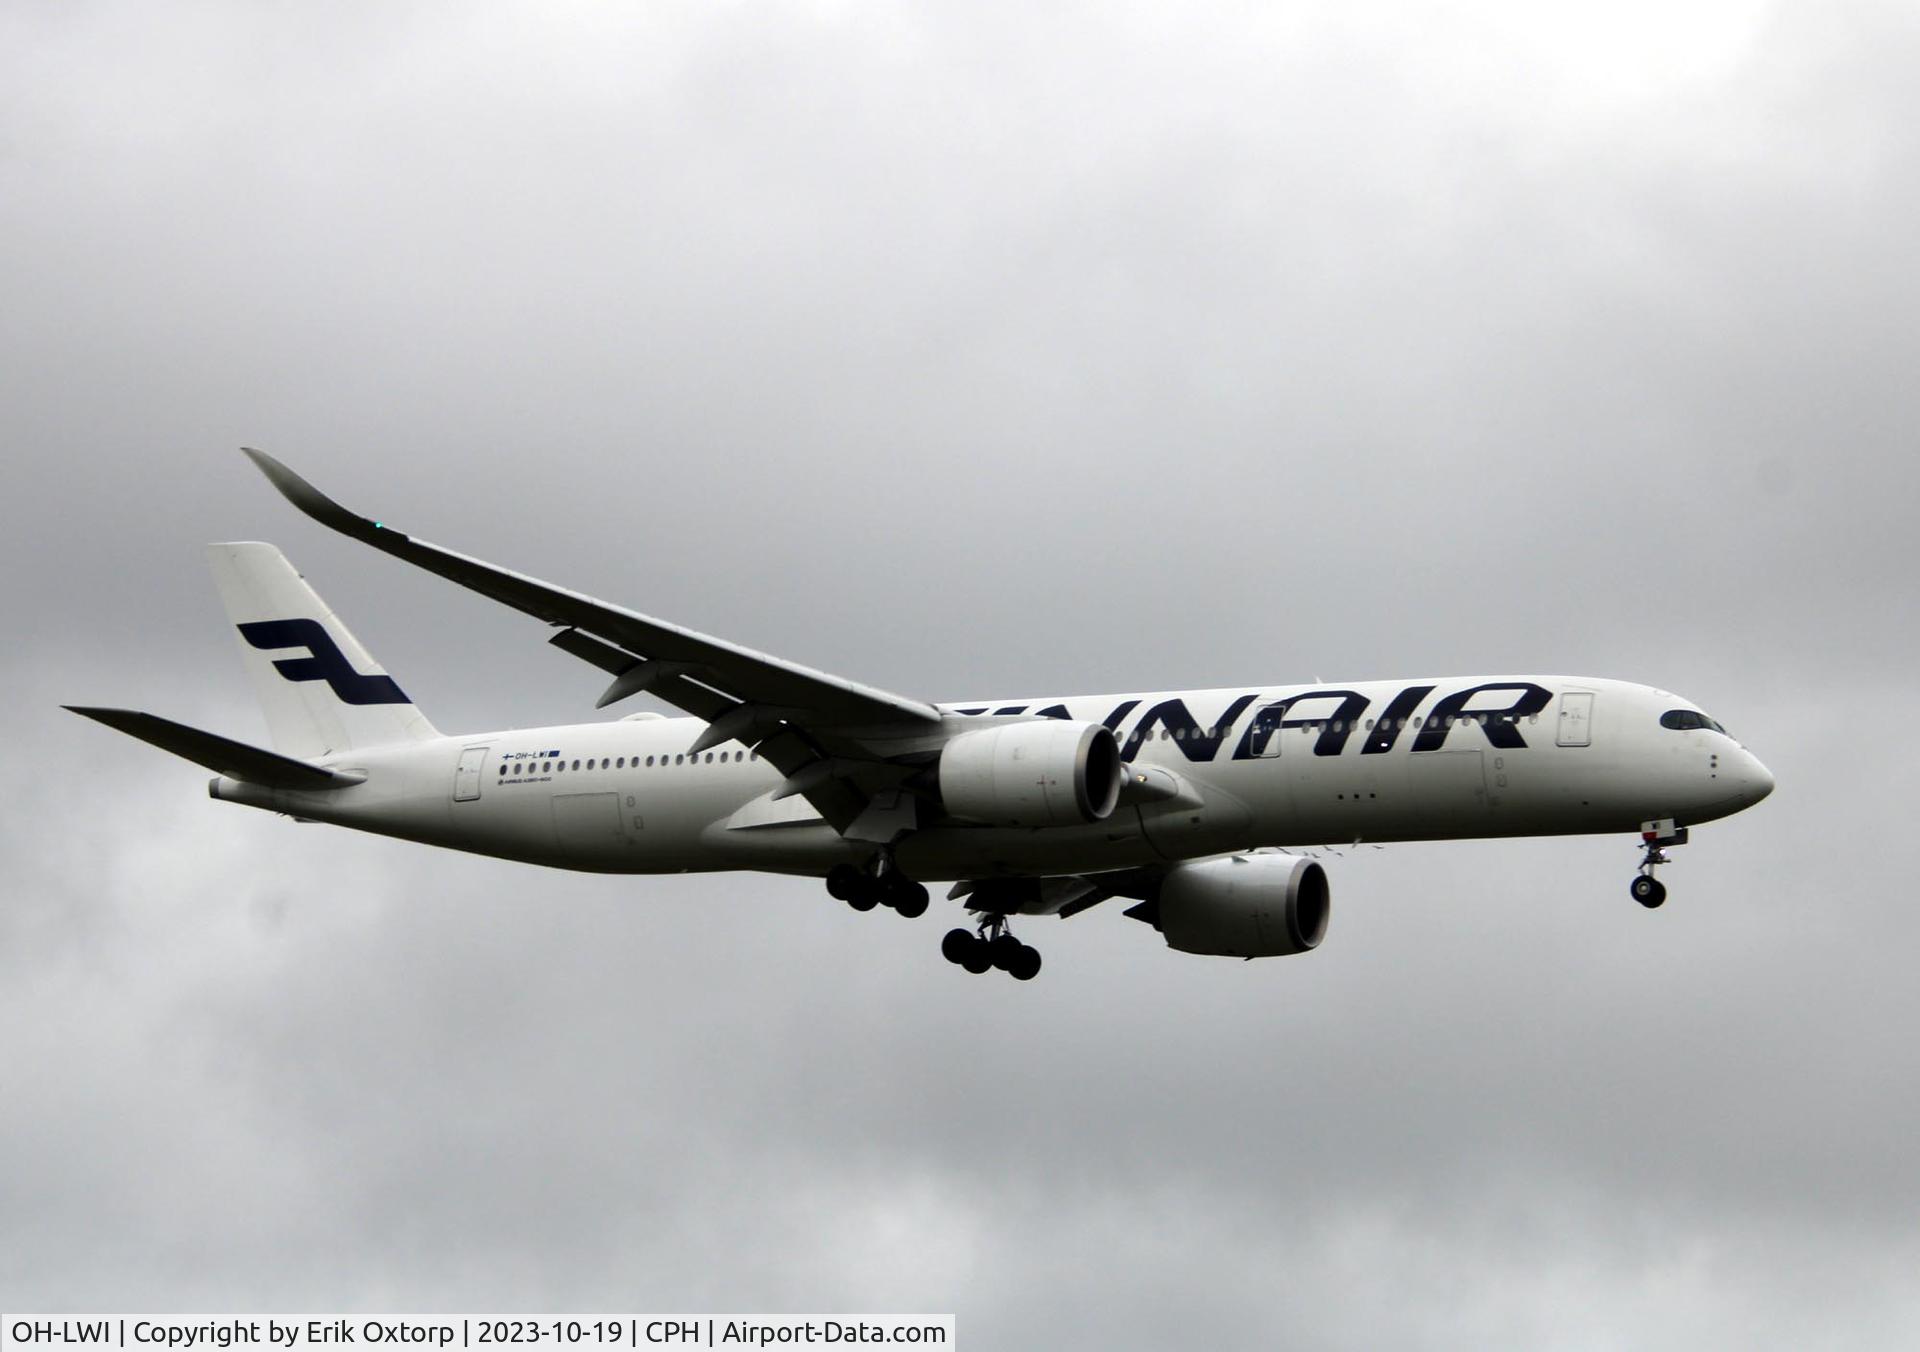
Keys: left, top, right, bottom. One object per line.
{"left": 942, "top": 916, "right": 1042, "bottom": 981}
{"left": 1631, "top": 819, "right": 1689, "bottom": 908}
{"left": 825, "top": 856, "right": 928, "bottom": 918}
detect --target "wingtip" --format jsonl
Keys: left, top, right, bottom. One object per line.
{"left": 239, "top": 446, "right": 301, "bottom": 498}
{"left": 64, "top": 705, "right": 132, "bottom": 728}
{"left": 240, "top": 445, "right": 315, "bottom": 504}
{"left": 239, "top": 447, "right": 379, "bottom": 538}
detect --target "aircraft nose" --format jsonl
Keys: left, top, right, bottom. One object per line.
{"left": 1736, "top": 750, "right": 1775, "bottom": 807}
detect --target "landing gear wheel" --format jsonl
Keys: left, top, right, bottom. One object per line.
{"left": 845, "top": 876, "right": 881, "bottom": 912}
{"left": 825, "top": 864, "right": 862, "bottom": 902}
{"left": 989, "top": 933, "right": 1025, "bottom": 971}
{"left": 940, "top": 926, "right": 993, "bottom": 974}
{"left": 941, "top": 928, "right": 975, "bottom": 965}
{"left": 1007, "top": 944, "right": 1042, "bottom": 982}
{"left": 887, "top": 878, "right": 930, "bottom": 919}
{"left": 1631, "top": 875, "right": 1667, "bottom": 908}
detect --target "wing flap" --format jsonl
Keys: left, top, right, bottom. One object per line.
{"left": 947, "top": 868, "right": 1160, "bottom": 917}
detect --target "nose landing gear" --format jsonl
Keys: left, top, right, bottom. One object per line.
{"left": 941, "top": 916, "right": 1042, "bottom": 981}
{"left": 1631, "top": 819, "right": 1689, "bottom": 908}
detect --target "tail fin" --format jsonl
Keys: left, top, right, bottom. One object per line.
{"left": 207, "top": 542, "right": 439, "bottom": 757}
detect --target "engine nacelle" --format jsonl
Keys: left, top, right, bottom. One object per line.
{"left": 937, "top": 720, "right": 1123, "bottom": 828}
{"left": 1156, "top": 854, "right": 1331, "bottom": 958}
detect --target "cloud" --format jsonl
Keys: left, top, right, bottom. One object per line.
{"left": 4, "top": 2, "right": 1917, "bottom": 1345}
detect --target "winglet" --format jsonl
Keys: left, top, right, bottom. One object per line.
{"left": 240, "top": 448, "right": 398, "bottom": 545}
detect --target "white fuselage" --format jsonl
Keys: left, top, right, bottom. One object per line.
{"left": 211, "top": 674, "right": 1775, "bottom": 884}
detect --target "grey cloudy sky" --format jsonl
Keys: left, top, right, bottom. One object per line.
{"left": 4, "top": 2, "right": 1917, "bottom": 1346}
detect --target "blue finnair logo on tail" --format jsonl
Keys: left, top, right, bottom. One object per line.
{"left": 237, "top": 619, "right": 409, "bottom": 705}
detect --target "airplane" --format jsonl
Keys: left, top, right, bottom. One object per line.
{"left": 68, "top": 450, "right": 1775, "bottom": 980}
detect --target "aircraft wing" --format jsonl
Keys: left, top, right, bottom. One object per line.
{"left": 242, "top": 450, "right": 942, "bottom": 832}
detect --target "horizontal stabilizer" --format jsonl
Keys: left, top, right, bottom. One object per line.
{"left": 65, "top": 706, "right": 365, "bottom": 791}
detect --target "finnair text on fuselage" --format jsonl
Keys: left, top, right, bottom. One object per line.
{"left": 947, "top": 678, "right": 1555, "bottom": 760}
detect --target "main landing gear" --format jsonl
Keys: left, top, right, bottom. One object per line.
{"left": 942, "top": 917, "right": 1042, "bottom": 981}
{"left": 1631, "top": 819, "right": 1690, "bottom": 909}
{"left": 825, "top": 859, "right": 929, "bottom": 918}
{"left": 824, "top": 858, "right": 1043, "bottom": 979}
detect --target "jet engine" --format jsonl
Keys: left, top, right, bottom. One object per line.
{"left": 937, "top": 720, "right": 1124, "bottom": 828}
{"left": 1150, "top": 854, "right": 1331, "bottom": 958}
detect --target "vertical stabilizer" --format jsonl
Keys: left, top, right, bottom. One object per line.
{"left": 207, "top": 542, "right": 439, "bottom": 757}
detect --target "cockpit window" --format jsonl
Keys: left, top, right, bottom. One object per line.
{"left": 1660, "top": 709, "right": 1729, "bottom": 735}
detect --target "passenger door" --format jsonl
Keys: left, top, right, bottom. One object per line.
{"left": 1556, "top": 692, "right": 1594, "bottom": 748}
{"left": 453, "top": 745, "right": 488, "bottom": 801}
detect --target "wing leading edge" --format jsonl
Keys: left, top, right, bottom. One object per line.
{"left": 239, "top": 449, "right": 942, "bottom": 831}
